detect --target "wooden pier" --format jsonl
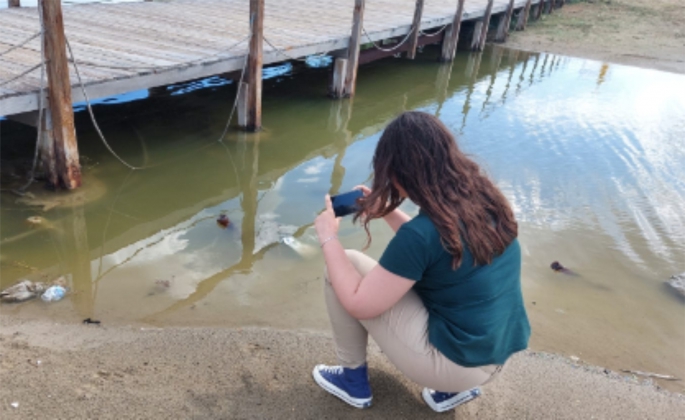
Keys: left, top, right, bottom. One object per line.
{"left": 0, "top": 0, "right": 558, "bottom": 189}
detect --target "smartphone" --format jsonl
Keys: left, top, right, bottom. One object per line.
{"left": 331, "top": 190, "right": 364, "bottom": 218}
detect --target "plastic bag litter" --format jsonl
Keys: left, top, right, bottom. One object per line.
{"left": 281, "top": 236, "right": 317, "bottom": 258}
{"left": 41, "top": 286, "right": 67, "bottom": 302}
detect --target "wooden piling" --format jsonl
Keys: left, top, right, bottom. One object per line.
{"left": 439, "top": 0, "right": 466, "bottom": 62}
{"left": 471, "top": 0, "right": 493, "bottom": 51}
{"left": 343, "top": 0, "right": 365, "bottom": 97}
{"left": 329, "top": 58, "right": 348, "bottom": 98}
{"left": 470, "top": 21, "right": 483, "bottom": 51}
{"left": 535, "top": 0, "right": 544, "bottom": 20}
{"left": 237, "top": 81, "right": 249, "bottom": 127}
{"left": 40, "top": 0, "right": 81, "bottom": 190}
{"left": 495, "top": 0, "right": 515, "bottom": 43}
{"left": 38, "top": 112, "right": 56, "bottom": 186}
{"left": 516, "top": 0, "right": 533, "bottom": 30}
{"left": 240, "top": 0, "right": 264, "bottom": 131}
{"left": 407, "top": 0, "right": 425, "bottom": 59}
{"left": 8, "top": 0, "right": 20, "bottom": 7}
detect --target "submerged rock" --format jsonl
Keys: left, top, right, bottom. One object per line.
{"left": 666, "top": 273, "right": 685, "bottom": 299}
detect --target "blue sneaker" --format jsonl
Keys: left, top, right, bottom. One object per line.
{"left": 422, "top": 387, "right": 482, "bottom": 412}
{"left": 312, "top": 364, "right": 372, "bottom": 408}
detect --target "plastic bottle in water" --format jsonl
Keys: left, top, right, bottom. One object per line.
{"left": 41, "top": 286, "right": 66, "bottom": 302}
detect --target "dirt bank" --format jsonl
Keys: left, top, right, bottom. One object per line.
{"left": 1, "top": 318, "right": 683, "bottom": 419}
{"left": 507, "top": 0, "right": 685, "bottom": 74}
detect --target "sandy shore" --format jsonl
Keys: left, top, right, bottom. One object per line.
{"left": 507, "top": 0, "right": 685, "bottom": 74}
{"left": 1, "top": 318, "right": 683, "bottom": 419}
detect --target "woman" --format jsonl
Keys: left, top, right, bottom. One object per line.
{"left": 313, "top": 111, "right": 530, "bottom": 413}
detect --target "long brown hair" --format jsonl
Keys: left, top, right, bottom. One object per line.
{"left": 354, "top": 111, "right": 518, "bottom": 269}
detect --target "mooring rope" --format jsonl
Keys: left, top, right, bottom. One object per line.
{"left": 362, "top": 25, "right": 416, "bottom": 53}
{"left": 0, "top": 31, "right": 41, "bottom": 58}
{"left": 216, "top": 33, "right": 251, "bottom": 143}
{"left": 65, "top": 35, "right": 150, "bottom": 171}
{"left": 262, "top": 35, "right": 331, "bottom": 63}
{"left": 419, "top": 24, "right": 450, "bottom": 37}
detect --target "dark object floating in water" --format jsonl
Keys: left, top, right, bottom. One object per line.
{"left": 217, "top": 214, "right": 230, "bottom": 228}
{"left": 551, "top": 261, "right": 576, "bottom": 275}
{"left": 83, "top": 318, "right": 101, "bottom": 325}
{"left": 551, "top": 261, "right": 565, "bottom": 272}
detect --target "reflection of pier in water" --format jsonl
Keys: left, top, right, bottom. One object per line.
{"left": 5, "top": 48, "right": 569, "bottom": 321}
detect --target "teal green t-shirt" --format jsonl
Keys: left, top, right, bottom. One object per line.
{"left": 379, "top": 212, "right": 530, "bottom": 367}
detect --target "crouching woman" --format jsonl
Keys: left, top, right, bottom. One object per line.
{"left": 312, "top": 111, "right": 530, "bottom": 413}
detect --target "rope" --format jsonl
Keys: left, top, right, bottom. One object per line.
{"left": 0, "top": 62, "right": 43, "bottom": 88}
{"left": 362, "top": 26, "right": 416, "bottom": 53}
{"left": 0, "top": 31, "right": 41, "bottom": 57}
{"left": 69, "top": 35, "right": 251, "bottom": 72}
{"left": 16, "top": 5, "right": 46, "bottom": 193}
{"left": 65, "top": 35, "right": 147, "bottom": 171}
{"left": 216, "top": 42, "right": 250, "bottom": 143}
{"left": 419, "top": 24, "right": 449, "bottom": 37}
{"left": 262, "top": 35, "right": 330, "bottom": 63}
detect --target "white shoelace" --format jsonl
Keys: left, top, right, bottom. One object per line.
{"left": 321, "top": 366, "right": 344, "bottom": 375}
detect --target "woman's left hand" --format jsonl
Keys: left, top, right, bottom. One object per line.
{"left": 315, "top": 195, "right": 340, "bottom": 244}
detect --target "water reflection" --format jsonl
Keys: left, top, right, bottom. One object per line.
{"left": 0, "top": 47, "right": 624, "bottom": 315}
{"left": 1, "top": 46, "right": 684, "bottom": 390}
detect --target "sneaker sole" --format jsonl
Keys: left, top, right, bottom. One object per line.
{"left": 312, "top": 365, "right": 372, "bottom": 409}
{"left": 422, "top": 387, "right": 482, "bottom": 413}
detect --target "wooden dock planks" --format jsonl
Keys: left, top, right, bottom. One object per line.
{"left": 0, "top": 0, "right": 542, "bottom": 116}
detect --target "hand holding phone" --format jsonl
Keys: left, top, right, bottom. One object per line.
{"left": 330, "top": 190, "right": 364, "bottom": 218}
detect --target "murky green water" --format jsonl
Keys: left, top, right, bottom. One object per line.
{"left": 1, "top": 45, "right": 684, "bottom": 390}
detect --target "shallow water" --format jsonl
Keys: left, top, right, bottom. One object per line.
{"left": 1, "top": 45, "right": 684, "bottom": 390}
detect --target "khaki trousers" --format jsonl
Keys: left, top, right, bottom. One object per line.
{"left": 324, "top": 250, "right": 502, "bottom": 393}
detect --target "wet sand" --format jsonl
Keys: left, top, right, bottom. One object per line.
{"left": 1, "top": 317, "right": 683, "bottom": 419}
{"left": 507, "top": 0, "right": 685, "bottom": 74}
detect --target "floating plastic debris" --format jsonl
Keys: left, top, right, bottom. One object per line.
{"left": 281, "top": 236, "right": 317, "bottom": 258}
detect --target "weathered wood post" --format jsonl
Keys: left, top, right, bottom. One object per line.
{"left": 407, "top": 0, "right": 425, "bottom": 59}
{"left": 535, "top": 0, "right": 544, "bottom": 20}
{"left": 516, "top": 0, "right": 533, "bottom": 30}
{"left": 343, "top": 0, "right": 365, "bottom": 97}
{"left": 238, "top": 0, "right": 264, "bottom": 131}
{"left": 40, "top": 0, "right": 81, "bottom": 189}
{"left": 439, "top": 0, "right": 466, "bottom": 62}
{"left": 330, "top": 0, "right": 365, "bottom": 98}
{"left": 547, "top": 0, "right": 554, "bottom": 14}
{"left": 329, "top": 57, "right": 348, "bottom": 98}
{"left": 471, "top": 0, "right": 494, "bottom": 51}
{"left": 9, "top": 0, "right": 21, "bottom": 7}
{"left": 495, "top": 0, "right": 515, "bottom": 42}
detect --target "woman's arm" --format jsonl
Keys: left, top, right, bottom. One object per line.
{"left": 316, "top": 195, "right": 415, "bottom": 320}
